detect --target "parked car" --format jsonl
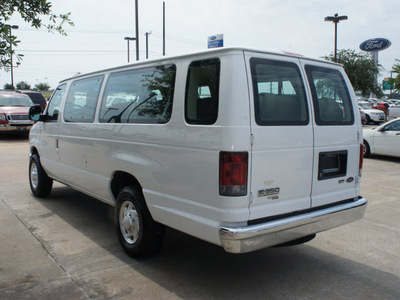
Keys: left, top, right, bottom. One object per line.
{"left": 370, "top": 102, "right": 389, "bottom": 116}
{"left": 359, "top": 108, "right": 366, "bottom": 124}
{"left": 388, "top": 105, "right": 400, "bottom": 119}
{"left": 358, "top": 101, "right": 386, "bottom": 124}
{"left": 17, "top": 90, "right": 47, "bottom": 112}
{"left": 363, "top": 118, "right": 400, "bottom": 158}
{"left": 28, "top": 47, "right": 367, "bottom": 257}
{"left": 0, "top": 91, "right": 35, "bottom": 134}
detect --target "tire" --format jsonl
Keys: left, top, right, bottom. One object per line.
{"left": 116, "top": 187, "right": 165, "bottom": 258}
{"left": 365, "top": 114, "right": 371, "bottom": 124}
{"left": 29, "top": 154, "right": 53, "bottom": 197}
{"left": 363, "top": 140, "right": 371, "bottom": 158}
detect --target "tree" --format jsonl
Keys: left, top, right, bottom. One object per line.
{"left": 3, "top": 83, "right": 12, "bottom": 90}
{"left": 16, "top": 81, "right": 31, "bottom": 89}
{"left": 388, "top": 59, "right": 400, "bottom": 93}
{"left": 34, "top": 82, "right": 50, "bottom": 91}
{"left": 322, "top": 49, "right": 383, "bottom": 98}
{"left": 0, "top": 1, "right": 73, "bottom": 70}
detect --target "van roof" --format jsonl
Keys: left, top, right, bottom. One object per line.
{"left": 60, "top": 47, "right": 340, "bottom": 84}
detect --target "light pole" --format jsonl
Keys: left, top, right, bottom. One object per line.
{"left": 145, "top": 31, "right": 151, "bottom": 59}
{"left": 135, "top": 0, "right": 139, "bottom": 61}
{"left": 5, "top": 24, "right": 19, "bottom": 90}
{"left": 124, "top": 37, "right": 136, "bottom": 63}
{"left": 324, "top": 13, "right": 348, "bottom": 62}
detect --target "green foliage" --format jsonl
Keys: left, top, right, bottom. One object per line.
{"left": 387, "top": 59, "right": 400, "bottom": 93}
{"left": 16, "top": 81, "right": 31, "bottom": 89}
{"left": 0, "top": 0, "right": 74, "bottom": 70}
{"left": 3, "top": 82, "right": 12, "bottom": 89}
{"left": 34, "top": 82, "right": 50, "bottom": 91}
{"left": 322, "top": 49, "right": 383, "bottom": 98}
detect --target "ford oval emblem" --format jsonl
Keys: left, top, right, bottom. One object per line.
{"left": 210, "top": 36, "right": 217, "bottom": 41}
{"left": 359, "top": 38, "right": 391, "bottom": 52}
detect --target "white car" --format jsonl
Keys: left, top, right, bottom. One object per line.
{"left": 363, "top": 118, "right": 400, "bottom": 158}
{"left": 388, "top": 105, "right": 400, "bottom": 119}
{"left": 358, "top": 101, "right": 385, "bottom": 124}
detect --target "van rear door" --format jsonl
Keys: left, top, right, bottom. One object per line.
{"left": 245, "top": 53, "right": 314, "bottom": 221}
{"left": 303, "top": 62, "right": 360, "bottom": 208}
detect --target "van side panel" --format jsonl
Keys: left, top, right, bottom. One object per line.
{"left": 54, "top": 52, "right": 252, "bottom": 246}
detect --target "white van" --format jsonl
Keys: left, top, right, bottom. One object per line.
{"left": 28, "top": 48, "right": 367, "bottom": 257}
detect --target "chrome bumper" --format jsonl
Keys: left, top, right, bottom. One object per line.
{"left": 219, "top": 197, "right": 367, "bottom": 254}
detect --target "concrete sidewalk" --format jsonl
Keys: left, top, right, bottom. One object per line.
{"left": 0, "top": 198, "right": 87, "bottom": 300}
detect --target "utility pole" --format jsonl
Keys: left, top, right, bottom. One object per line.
{"left": 145, "top": 31, "right": 152, "bottom": 59}
{"left": 124, "top": 37, "right": 136, "bottom": 63}
{"left": 163, "top": 1, "right": 165, "bottom": 56}
{"left": 5, "top": 24, "right": 19, "bottom": 90}
{"left": 135, "top": 0, "right": 139, "bottom": 61}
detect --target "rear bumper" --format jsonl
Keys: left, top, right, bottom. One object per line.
{"left": 219, "top": 196, "right": 367, "bottom": 254}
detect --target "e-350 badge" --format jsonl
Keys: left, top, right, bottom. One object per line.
{"left": 258, "top": 187, "right": 280, "bottom": 199}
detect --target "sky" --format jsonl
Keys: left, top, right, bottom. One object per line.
{"left": 1, "top": 0, "right": 399, "bottom": 92}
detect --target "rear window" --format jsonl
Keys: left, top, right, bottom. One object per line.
{"left": 305, "top": 65, "right": 354, "bottom": 126}
{"left": 250, "top": 58, "right": 309, "bottom": 126}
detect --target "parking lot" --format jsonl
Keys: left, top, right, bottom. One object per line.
{"left": 0, "top": 135, "right": 399, "bottom": 300}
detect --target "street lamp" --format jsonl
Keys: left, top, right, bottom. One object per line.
{"left": 324, "top": 13, "right": 348, "bottom": 62}
{"left": 145, "top": 31, "right": 151, "bottom": 59}
{"left": 124, "top": 37, "right": 136, "bottom": 63}
{"left": 5, "top": 24, "right": 19, "bottom": 90}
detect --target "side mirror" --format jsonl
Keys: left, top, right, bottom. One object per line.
{"left": 29, "top": 105, "right": 43, "bottom": 121}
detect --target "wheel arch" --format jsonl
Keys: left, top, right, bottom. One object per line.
{"left": 110, "top": 171, "right": 144, "bottom": 202}
{"left": 30, "top": 146, "right": 39, "bottom": 156}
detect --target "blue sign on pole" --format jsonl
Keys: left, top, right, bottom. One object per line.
{"left": 208, "top": 34, "right": 224, "bottom": 49}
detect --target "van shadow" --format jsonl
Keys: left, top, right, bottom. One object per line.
{"left": 35, "top": 186, "right": 400, "bottom": 299}
{"left": 365, "top": 155, "right": 400, "bottom": 163}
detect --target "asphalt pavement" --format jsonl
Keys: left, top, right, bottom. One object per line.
{"left": 0, "top": 135, "right": 399, "bottom": 299}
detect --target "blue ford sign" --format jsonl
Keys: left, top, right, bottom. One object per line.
{"left": 359, "top": 38, "right": 391, "bottom": 52}
{"left": 208, "top": 34, "right": 223, "bottom": 49}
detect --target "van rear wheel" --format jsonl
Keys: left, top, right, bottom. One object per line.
{"left": 116, "top": 187, "right": 165, "bottom": 258}
{"left": 29, "top": 154, "right": 53, "bottom": 197}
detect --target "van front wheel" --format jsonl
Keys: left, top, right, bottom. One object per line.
{"left": 29, "top": 154, "right": 53, "bottom": 197}
{"left": 116, "top": 187, "right": 165, "bottom": 258}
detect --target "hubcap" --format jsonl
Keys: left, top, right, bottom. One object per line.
{"left": 30, "top": 162, "right": 38, "bottom": 189}
{"left": 119, "top": 200, "right": 140, "bottom": 244}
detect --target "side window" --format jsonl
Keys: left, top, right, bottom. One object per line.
{"left": 251, "top": 58, "right": 309, "bottom": 126}
{"left": 305, "top": 65, "right": 354, "bottom": 126}
{"left": 384, "top": 120, "right": 400, "bottom": 131}
{"left": 64, "top": 76, "right": 103, "bottom": 123}
{"left": 47, "top": 84, "right": 66, "bottom": 121}
{"left": 99, "top": 65, "right": 176, "bottom": 124}
{"left": 185, "top": 58, "right": 220, "bottom": 125}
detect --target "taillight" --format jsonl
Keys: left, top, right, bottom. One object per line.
{"left": 359, "top": 144, "right": 364, "bottom": 176}
{"left": 219, "top": 152, "right": 248, "bottom": 196}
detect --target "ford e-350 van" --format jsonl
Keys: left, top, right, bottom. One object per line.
{"left": 28, "top": 47, "right": 367, "bottom": 257}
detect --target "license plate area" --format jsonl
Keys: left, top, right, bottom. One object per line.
{"left": 318, "top": 150, "right": 347, "bottom": 180}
